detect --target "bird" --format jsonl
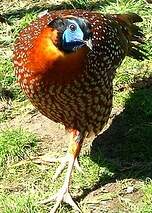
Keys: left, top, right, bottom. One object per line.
{"left": 13, "top": 9, "right": 147, "bottom": 212}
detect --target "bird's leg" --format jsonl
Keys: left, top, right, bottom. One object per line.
{"left": 40, "top": 129, "right": 83, "bottom": 213}
{"left": 52, "top": 129, "right": 83, "bottom": 180}
{"left": 33, "top": 131, "right": 82, "bottom": 178}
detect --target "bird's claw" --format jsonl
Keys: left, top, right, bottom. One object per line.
{"left": 40, "top": 188, "right": 81, "bottom": 213}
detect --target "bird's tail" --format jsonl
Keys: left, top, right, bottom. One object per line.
{"left": 113, "top": 13, "right": 148, "bottom": 60}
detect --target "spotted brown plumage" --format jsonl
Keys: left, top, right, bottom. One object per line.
{"left": 13, "top": 10, "right": 147, "bottom": 212}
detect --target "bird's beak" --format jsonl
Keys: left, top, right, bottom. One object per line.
{"left": 84, "top": 39, "right": 93, "bottom": 50}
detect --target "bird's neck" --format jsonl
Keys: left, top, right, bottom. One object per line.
{"left": 25, "top": 27, "right": 89, "bottom": 84}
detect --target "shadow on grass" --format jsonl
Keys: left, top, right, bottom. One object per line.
{"left": 91, "top": 85, "right": 152, "bottom": 178}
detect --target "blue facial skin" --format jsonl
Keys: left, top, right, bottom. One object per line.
{"left": 62, "top": 20, "right": 85, "bottom": 52}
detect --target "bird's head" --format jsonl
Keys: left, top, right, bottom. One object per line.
{"left": 22, "top": 15, "right": 93, "bottom": 82}
{"left": 48, "top": 16, "right": 93, "bottom": 53}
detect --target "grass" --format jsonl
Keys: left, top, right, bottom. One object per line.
{"left": 140, "top": 180, "right": 152, "bottom": 213}
{"left": 0, "top": 128, "right": 38, "bottom": 176}
{"left": 0, "top": 0, "right": 152, "bottom": 212}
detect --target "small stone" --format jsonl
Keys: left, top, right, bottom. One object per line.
{"left": 126, "top": 186, "right": 134, "bottom": 193}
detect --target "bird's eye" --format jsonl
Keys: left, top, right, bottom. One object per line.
{"left": 69, "top": 24, "right": 77, "bottom": 31}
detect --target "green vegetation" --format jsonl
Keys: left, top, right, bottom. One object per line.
{"left": 0, "top": 0, "right": 152, "bottom": 212}
{"left": 0, "top": 128, "right": 38, "bottom": 174}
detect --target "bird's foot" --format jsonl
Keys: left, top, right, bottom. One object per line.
{"left": 33, "top": 154, "right": 82, "bottom": 181}
{"left": 40, "top": 186, "right": 81, "bottom": 213}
